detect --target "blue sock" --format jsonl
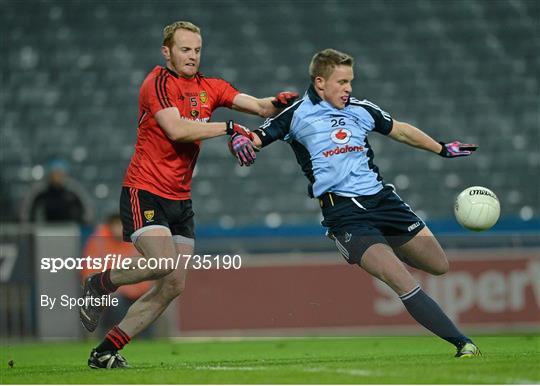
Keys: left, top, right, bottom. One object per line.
{"left": 400, "top": 286, "right": 471, "bottom": 348}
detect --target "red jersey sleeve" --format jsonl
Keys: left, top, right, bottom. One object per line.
{"left": 146, "top": 71, "right": 181, "bottom": 115}
{"left": 214, "top": 79, "right": 240, "bottom": 108}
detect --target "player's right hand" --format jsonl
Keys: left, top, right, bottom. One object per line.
{"left": 226, "top": 120, "right": 254, "bottom": 141}
{"left": 438, "top": 141, "right": 478, "bottom": 158}
{"left": 229, "top": 133, "right": 257, "bottom": 166}
{"left": 271, "top": 91, "right": 299, "bottom": 108}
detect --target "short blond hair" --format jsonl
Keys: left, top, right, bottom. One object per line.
{"left": 162, "top": 21, "right": 201, "bottom": 49}
{"left": 309, "top": 48, "right": 354, "bottom": 82}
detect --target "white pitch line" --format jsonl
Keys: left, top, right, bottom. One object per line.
{"left": 303, "top": 367, "right": 374, "bottom": 376}
{"left": 336, "top": 369, "right": 373, "bottom": 376}
{"left": 512, "top": 379, "right": 540, "bottom": 385}
{"left": 191, "top": 365, "right": 375, "bottom": 377}
{"left": 193, "top": 365, "right": 267, "bottom": 371}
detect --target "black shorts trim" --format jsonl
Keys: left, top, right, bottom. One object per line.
{"left": 120, "top": 187, "right": 195, "bottom": 242}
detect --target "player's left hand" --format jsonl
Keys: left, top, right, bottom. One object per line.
{"left": 271, "top": 91, "right": 299, "bottom": 108}
{"left": 438, "top": 140, "right": 478, "bottom": 158}
{"left": 229, "top": 133, "right": 257, "bottom": 166}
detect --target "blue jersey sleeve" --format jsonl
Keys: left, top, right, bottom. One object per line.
{"left": 349, "top": 98, "right": 393, "bottom": 135}
{"left": 253, "top": 100, "right": 302, "bottom": 147}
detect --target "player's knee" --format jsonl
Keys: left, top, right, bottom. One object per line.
{"left": 160, "top": 277, "right": 185, "bottom": 301}
{"left": 148, "top": 267, "right": 176, "bottom": 280}
{"left": 431, "top": 259, "right": 449, "bottom": 275}
{"left": 370, "top": 259, "right": 415, "bottom": 294}
{"left": 426, "top": 253, "right": 449, "bottom": 275}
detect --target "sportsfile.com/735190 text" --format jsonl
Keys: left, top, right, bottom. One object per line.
{"left": 40, "top": 254, "right": 242, "bottom": 273}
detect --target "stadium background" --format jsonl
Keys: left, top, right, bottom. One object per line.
{"left": 1, "top": 0, "right": 539, "bottom": 340}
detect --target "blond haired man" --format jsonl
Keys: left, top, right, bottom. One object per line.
{"left": 236, "top": 48, "right": 481, "bottom": 358}
{"left": 80, "top": 21, "right": 298, "bottom": 369}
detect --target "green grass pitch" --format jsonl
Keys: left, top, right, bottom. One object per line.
{"left": 1, "top": 336, "right": 539, "bottom": 384}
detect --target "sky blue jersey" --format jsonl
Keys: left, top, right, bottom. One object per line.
{"left": 254, "top": 84, "right": 393, "bottom": 198}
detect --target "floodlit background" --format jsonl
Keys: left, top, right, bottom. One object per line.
{"left": 1, "top": 0, "right": 539, "bottom": 339}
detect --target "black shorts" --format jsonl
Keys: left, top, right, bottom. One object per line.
{"left": 120, "top": 187, "right": 195, "bottom": 243}
{"left": 320, "top": 185, "right": 425, "bottom": 264}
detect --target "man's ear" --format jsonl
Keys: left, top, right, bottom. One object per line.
{"left": 314, "top": 76, "right": 325, "bottom": 91}
{"left": 161, "top": 46, "right": 171, "bottom": 61}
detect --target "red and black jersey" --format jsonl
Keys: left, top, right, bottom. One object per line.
{"left": 123, "top": 66, "right": 240, "bottom": 200}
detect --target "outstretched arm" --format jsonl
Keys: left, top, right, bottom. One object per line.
{"left": 156, "top": 108, "right": 253, "bottom": 144}
{"left": 232, "top": 92, "right": 298, "bottom": 118}
{"left": 388, "top": 120, "right": 442, "bottom": 153}
{"left": 232, "top": 94, "right": 277, "bottom": 118}
{"left": 155, "top": 107, "right": 228, "bottom": 142}
{"left": 388, "top": 120, "right": 478, "bottom": 157}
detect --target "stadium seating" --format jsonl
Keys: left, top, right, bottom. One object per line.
{"left": 2, "top": 0, "right": 539, "bottom": 227}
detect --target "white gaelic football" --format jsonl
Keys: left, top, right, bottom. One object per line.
{"left": 454, "top": 186, "right": 500, "bottom": 231}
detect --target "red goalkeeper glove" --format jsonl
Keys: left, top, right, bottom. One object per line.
{"left": 438, "top": 141, "right": 479, "bottom": 158}
{"left": 271, "top": 91, "right": 299, "bottom": 108}
{"left": 226, "top": 120, "right": 254, "bottom": 140}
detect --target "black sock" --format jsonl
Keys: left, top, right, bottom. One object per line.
{"left": 89, "top": 270, "right": 118, "bottom": 295}
{"left": 96, "top": 326, "right": 131, "bottom": 352}
{"left": 400, "top": 286, "right": 471, "bottom": 348}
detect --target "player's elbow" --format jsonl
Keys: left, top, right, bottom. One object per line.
{"left": 166, "top": 133, "right": 183, "bottom": 142}
{"left": 164, "top": 131, "right": 178, "bottom": 142}
{"left": 393, "top": 127, "right": 412, "bottom": 144}
{"left": 170, "top": 134, "right": 190, "bottom": 143}
{"left": 165, "top": 129, "right": 191, "bottom": 143}
{"left": 158, "top": 117, "right": 193, "bottom": 142}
